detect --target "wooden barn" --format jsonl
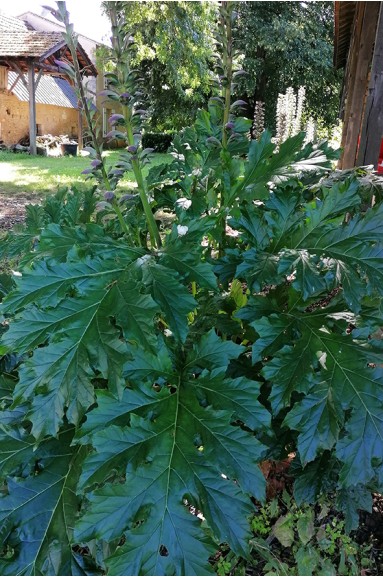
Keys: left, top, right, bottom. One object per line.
{"left": 0, "top": 10, "right": 103, "bottom": 153}
{"left": 334, "top": 1, "right": 383, "bottom": 171}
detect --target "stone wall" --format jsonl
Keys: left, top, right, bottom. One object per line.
{"left": 0, "top": 91, "right": 78, "bottom": 145}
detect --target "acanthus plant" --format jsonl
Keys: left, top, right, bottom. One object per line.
{"left": 0, "top": 1, "right": 383, "bottom": 575}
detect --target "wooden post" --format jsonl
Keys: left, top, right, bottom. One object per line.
{"left": 28, "top": 60, "right": 37, "bottom": 155}
{"left": 340, "top": 2, "right": 380, "bottom": 169}
{"left": 357, "top": 2, "right": 383, "bottom": 168}
{"left": 338, "top": 2, "right": 365, "bottom": 168}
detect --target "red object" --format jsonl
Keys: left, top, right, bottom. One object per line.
{"left": 378, "top": 138, "right": 383, "bottom": 174}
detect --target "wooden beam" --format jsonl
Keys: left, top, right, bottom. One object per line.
{"left": 28, "top": 60, "right": 37, "bottom": 155}
{"left": 8, "top": 74, "right": 21, "bottom": 93}
{"left": 340, "top": 2, "right": 380, "bottom": 168}
{"left": 5, "top": 60, "right": 28, "bottom": 88}
{"left": 357, "top": 2, "right": 383, "bottom": 168}
{"left": 39, "top": 40, "right": 67, "bottom": 62}
{"left": 35, "top": 62, "right": 62, "bottom": 75}
{"left": 35, "top": 68, "right": 43, "bottom": 89}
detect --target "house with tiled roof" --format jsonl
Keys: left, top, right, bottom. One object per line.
{"left": 0, "top": 10, "right": 104, "bottom": 150}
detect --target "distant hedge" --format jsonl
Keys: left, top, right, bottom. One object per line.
{"left": 142, "top": 132, "right": 174, "bottom": 152}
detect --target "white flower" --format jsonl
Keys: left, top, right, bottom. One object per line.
{"left": 176, "top": 197, "right": 192, "bottom": 210}
{"left": 177, "top": 225, "right": 189, "bottom": 237}
{"left": 164, "top": 328, "right": 173, "bottom": 337}
{"left": 137, "top": 254, "right": 152, "bottom": 267}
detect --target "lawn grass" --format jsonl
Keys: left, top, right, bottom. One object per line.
{"left": 0, "top": 150, "right": 172, "bottom": 197}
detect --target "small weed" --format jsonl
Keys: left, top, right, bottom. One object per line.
{"left": 218, "top": 493, "right": 378, "bottom": 576}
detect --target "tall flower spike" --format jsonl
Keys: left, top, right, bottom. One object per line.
{"left": 252, "top": 100, "right": 265, "bottom": 140}
{"left": 293, "top": 86, "right": 306, "bottom": 135}
{"left": 305, "top": 116, "right": 317, "bottom": 144}
{"left": 275, "top": 92, "right": 287, "bottom": 146}
{"left": 284, "top": 86, "right": 296, "bottom": 141}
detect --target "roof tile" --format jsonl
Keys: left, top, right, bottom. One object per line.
{"left": 0, "top": 12, "right": 29, "bottom": 31}
{"left": 0, "top": 31, "right": 64, "bottom": 58}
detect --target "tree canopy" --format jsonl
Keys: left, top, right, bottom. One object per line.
{"left": 236, "top": 1, "right": 342, "bottom": 129}
{"left": 102, "top": 0, "right": 215, "bottom": 131}
{"left": 101, "top": 1, "right": 341, "bottom": 133}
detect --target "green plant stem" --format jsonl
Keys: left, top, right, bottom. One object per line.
{"left": 113, "top": 201, "right": 130, "bottom": 237}
{"left": 219, "top": 2, "right": 234, "bottom": 255}
{"left": 221, "top": 2, "right": 233, "bottom": 150}
{"left": 122, "top": 105, "right": 162, "bottom": 249}
{"left": 104, "top": 1, "right": 161, "bottom": 249}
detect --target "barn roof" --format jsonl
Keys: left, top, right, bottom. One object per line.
{"left": 0, "top": 11, "right": 29, "bottom": 32}
{"left": 0, "top": 31, "right": 65, "bottom": 58}
{"left": 17, "top": 11, "right": 100, "bottom": 63}
{"left": 334, "top": 1, "right": 357, "bottom": 68}
{"left": 8, "top": 70, "right": 78, "bottom": 108}
{"left": 0, "top": 30, "right": 97, "bottom": 76}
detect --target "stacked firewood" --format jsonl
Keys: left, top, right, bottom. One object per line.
{"left": 6, "top": 134, "right": 78, "bottom": 155}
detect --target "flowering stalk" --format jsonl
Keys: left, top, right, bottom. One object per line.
{"left": 106, "top": 2, "right": 161, "bottom": 249}
{"left": 252, "top": 100, "right": 265, "bottom": 140}
{"left": 284, "top": 86, "right": 296, "bottom": 140}
{"left": 56, "top": 1, "right": 111, "bottom": 192}
{"left": 293, "top": 86, "right": 305, "bottom": 135}
{"left": 122, "top": 106, "right": 161, "bottom": 248}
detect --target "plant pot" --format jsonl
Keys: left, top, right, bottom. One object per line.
{"left": 60, "top": 143, "right": 78, "bottom": 156}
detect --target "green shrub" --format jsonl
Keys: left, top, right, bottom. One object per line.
{"left": 1, "top": 2, "right": 382, "bottom": 576}
{"left": 142, "top": 131, "right": 174, "bottom": 152}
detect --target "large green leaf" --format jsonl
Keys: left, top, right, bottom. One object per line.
{"left": 264, "top": 188, "right": 302, "bottom": 252}
{"left": 261, "top": 308, "right": 383, "bottom": 485}
{"left": 278, "top": 249, "right": 327, "bottom": 301}
{"left": 186, "top": 328, "right": 244, "bottom": 370}
{"left": 74, "top": 388, "right": 162, "bottom": 444}
{"left": 7, "top": 290, "right": 131, "bottom": 438}
{"left": 38, "top": 223, "right": 145, "bottom": 261}
{"left": 262, "top": 342, "right": 315, "bottom": 414}
{"left": 74, "top": 333, "right": 267, "bottom": 574}
{"left": 107, "top": 278, "right": 159, "bottom": 350}
{"left": 2, "top": 269, "right": 162, "bottom": 438}
{"left": 292, "top": 179, "right": 361, "bottom": 249}
{"left": 229, "top": 205, "right": 269, "bottom": 249}
{"left": 232, "top": 131, "right": 305, "bottom": 202}
{"left": 160, "top": 240, "right": 217, "bottom": 289}
{"left": 15, "top": 340, "right": 95, "bottom": 439}
{"left": 291, "top": 203, "right": 383, "bottom": 311}
{"left": 336, "top": 485, "right": 373, "bottom": 532}
{"left": 251, "top": 314, "right": 295, "bottom": 364}
{"left": 0, "top": 432, "right": 87, "bottom": 576}
{"left": 1, "top": 258, "right": 127, "bottom": 312}
{"left": 0, "top": 426, "right": 35, "bottom": 478}
{"left": 144, "top": 263, "right": 196, "bottom": 342}
{"left": 283, "top": 386, "right": 342, "bottom": 464}
{"left": 236, "top": 249, "right": 281, "bottom": 292}
{"left": 193, "top": 368, "right": 271, "bottom": 431}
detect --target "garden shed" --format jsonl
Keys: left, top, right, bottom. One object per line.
{"left": 0, "top": 11, "right": 97, "bottom": 153}
{"left": 334, "top": 0, "right": 383, "bottom": 170}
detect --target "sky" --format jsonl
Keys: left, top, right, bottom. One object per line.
{"left": 7, "top": 0, "right": 110, "bottom": 43}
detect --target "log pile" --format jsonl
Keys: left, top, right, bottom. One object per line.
{"left": 2, "top": 134, "right": 78, "bottom": 156}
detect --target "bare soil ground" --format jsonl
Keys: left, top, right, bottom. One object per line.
{"left": 0, "top": 194, "right": 40, "bottom": 229}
